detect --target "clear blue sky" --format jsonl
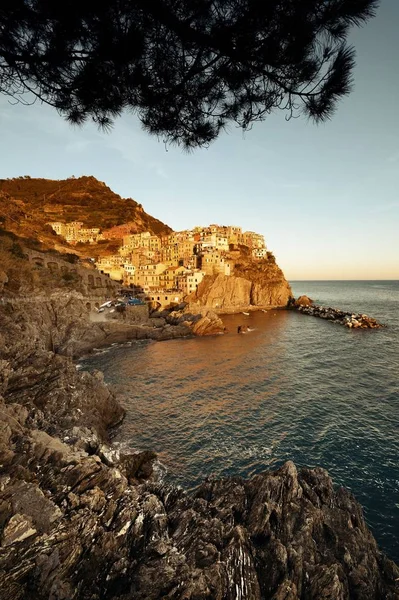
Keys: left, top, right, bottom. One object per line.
{"left": 1, "top": 1, "right": 398, "bottom": 280}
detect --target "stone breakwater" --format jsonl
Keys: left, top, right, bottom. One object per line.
{"left": 296, "top": 303, "right": 384, "bottom": 329}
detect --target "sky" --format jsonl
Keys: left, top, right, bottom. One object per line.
{"left": 1, "top": 1, "right": 398, "bottom": 280}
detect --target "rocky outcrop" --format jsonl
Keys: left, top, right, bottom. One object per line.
{"left": 189, "top": 312, "right": 225, "bottom": 335}
{"left": 0, "top": 292, "right": 195, "bottom": 360}
{"left": 189, "top": 255, "right": 292, "bottom": 312}
{"left": 0, "top": 289, "right": 398, "bottom": 599}
{"left": 163, "top": 304, "right": 226, "bottom": 336}
{"left": 0, "top": 397, "right": 398, "bottom": 600}
{"left": 295, "top": 295, "right": 313, "bottom": 307}
{"left": 189, "top": 273, "right": 252, "bottom": 311}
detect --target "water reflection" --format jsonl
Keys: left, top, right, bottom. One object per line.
{"left": 106, "top": 311, "right": 293, "bottom": 484}
{"left": 81, "top": 284, "right": 399, "bottom": 562}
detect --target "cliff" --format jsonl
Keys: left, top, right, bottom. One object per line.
{"left": 0, "top": 175, "right": 172, "bottom": 256}
{"left": 189, "top": 253, "right": 292, "bottom": 312}
{"left": 1, "top": 376, "right": 398, "bottom": 599}
{"left": 1, "top": 279, "right": 398, "bottom": 599}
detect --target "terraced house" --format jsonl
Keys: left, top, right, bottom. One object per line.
{"left": 47, "top": 221, "right": 268, "bottom": 295}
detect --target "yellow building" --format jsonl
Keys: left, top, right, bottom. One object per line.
{"left": 122, "top": 231, "right": 151, "bottom": 250}
{"left": 178, "top": 240, "right": 196, "bottom": 261}
{"left": 226, "top": 226, "right": 242, "bottom": 245}
{"left": 242, "top": 231, "right": 266, "bottom": 249}
{"left": 77, "top": 227, "right": 101, "bottom": 243}
{"left": 136, "top": 263, "right": 166, "bottom": 289}
{"left": 178, "top": 270, "right": 206, "bottom": 295}
{"left": 159, "top": 265, "right": 189, "bottom": 290}
{"left": 122, "top": 263, "right": 136, "bottom": 286}
{"left": 96, "top": 254, "right": 124, "bottom": 281}
{"left": 48, "top": 221, "right": 66, "bottom": 237}
{"left": 201, "top": 251, "right": 231, "bottom": 276}
{"left": 252, "top": 248, "right": 268, "bottom": 260}
{"left": 147, "top": 291, "right": 184, "bottom": 309}
{"left": 65, "top": 221, "right": 84, "bottom": 244}
{"left": 160, "top": 243, "right": 179, "bottom": 263}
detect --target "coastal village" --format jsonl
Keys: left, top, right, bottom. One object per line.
{"left": 48, "top": 220, "right": 268, "bottom": 305}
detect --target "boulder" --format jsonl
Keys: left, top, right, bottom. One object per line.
{"left": 166, "top": 305, "right": 225, "bottom": 336}
{"left": 190, "top": 312, "right": 225, "bottom": 335}
{"left": 295, "top": 295, "right": 313, "bottom": 307}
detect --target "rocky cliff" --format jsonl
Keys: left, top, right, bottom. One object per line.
{"left": 1, "top": 390, "right": 398, "bottom": 600}
{"left": 189, "top": 253, "right": 292, "bottom": 312}
{"left": 1, "top": 288, "right": 398, "bottom": 599}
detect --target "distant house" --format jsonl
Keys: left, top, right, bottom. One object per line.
{"left": 252, "top": 248, "right": 268, "bottom": 260}
{"left": 147, "top": 292, "right": 183, "bottom": 309}
{"left": 136, "top": 262, "right": 167, "bottom": 289}
{"left": 178, "top": 270, "right": 206, "bottom": 295}
{"left": 159, "top": 265, "right": 189, "bottom": 290}
{"left": 48, "top": 221, "right": 67, "bottom": 237}
{"left": 201, "top": 251, "right": 231, "bottom": 276}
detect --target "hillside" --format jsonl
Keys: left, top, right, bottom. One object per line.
{"left": 0, "top": 175, "right": 172, "bottom": 256}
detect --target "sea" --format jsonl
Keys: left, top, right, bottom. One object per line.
{"left": 80, "top": 281, "right": 399, "bottom": 562}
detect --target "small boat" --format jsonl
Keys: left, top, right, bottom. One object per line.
{"left": 100, "top": 300, "right": 113, "bottom": 309}
{"left": 242, "top": 311, "right": 249, "bottom": 316}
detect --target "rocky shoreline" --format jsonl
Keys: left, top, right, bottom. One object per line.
{"left": 1, "top": 292, "right": 398, "bottom": 599}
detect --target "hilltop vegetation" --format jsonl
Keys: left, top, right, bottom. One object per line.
{"left": 0, "top": 176, "right": 172, "bottom": 256}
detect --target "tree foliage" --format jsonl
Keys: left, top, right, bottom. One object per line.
{"left": 0, "top": 0, "right": 378, "bottom": 148}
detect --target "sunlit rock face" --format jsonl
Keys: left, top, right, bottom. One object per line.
{"left": 188, "top": 273, "right": 252, "bottom": 310}
{"left": 187, "top": 254, "right": 292, "bottom": 312}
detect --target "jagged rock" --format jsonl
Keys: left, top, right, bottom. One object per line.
{"left": 0, "top": 279, "right": 397, "bottom": 600}
{"left": 0, "top": 360, "right": 11, "bottom": 394}
{"left": 1, "top": 433, "right": 398, "bottom": 600}
{"left": 1, "top": 513, "right": 37, "bottom": 547}
{"left": 295, "top": 295, "right": 313, "bottom": 307}
{"left": 118, "top": 450, "right": 158, "bottom": 483}
{"left": 188, "top": 267, "right": 292, "bottom": 312}
{"left": 189, "top": 273, "right": 253, "bottom": 310}
{"left": 189, "top": 312, "right": 225, "bottom": 336}
{"left": 164, "top": 305, "right": 225, "bottom": 336}
{"left": 251, "top": 279, "right": 292, "bottom": 307}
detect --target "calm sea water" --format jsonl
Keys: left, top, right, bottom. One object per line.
{"left": 81, "top": 281, "right": 399, "bottom": 562}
